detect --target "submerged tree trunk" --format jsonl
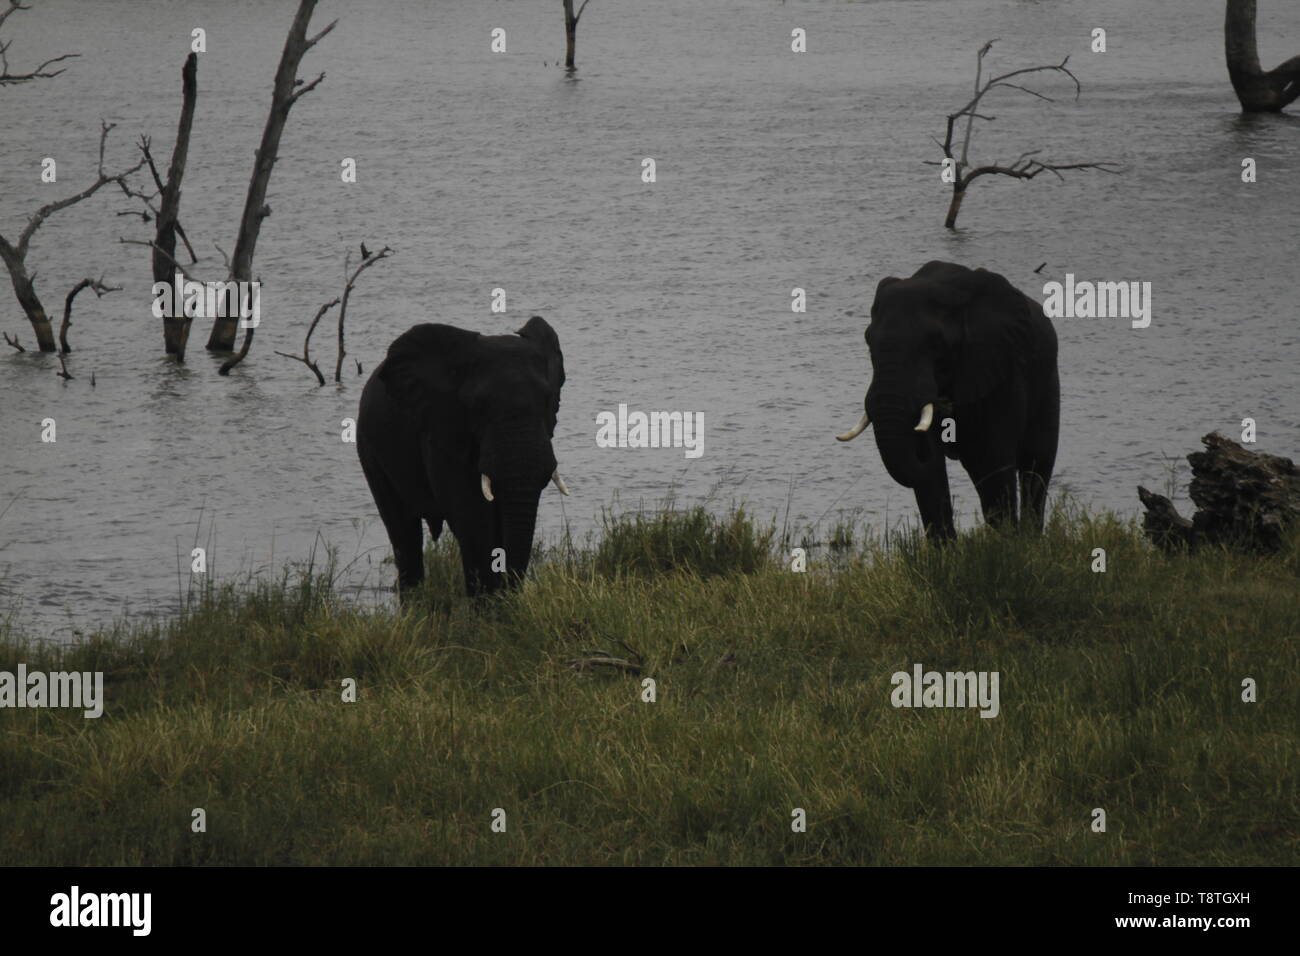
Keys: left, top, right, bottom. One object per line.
{"left": 562, "top": 0, "right": 592, "bottom": 70}
{"left": 943, "top": 186, "right": 966, "bottom": 229}
{"left": 158, "top": 53, "right": 199, "bottom": 360}
{"left": 1139, "top": 432, "right": 1299, "bottom": 552}
{"left": 208, "top": 0, "right": 335, "bottom": 357}
{"left": 0, "top": 244, "right": 55, "bottom": 351}
{"left": 1225, "top": 1, "right": 1300, "bottom": 112}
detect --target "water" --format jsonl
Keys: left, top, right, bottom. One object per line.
{"left": 2, "top": 0, "right": 1297, "bottom": 640}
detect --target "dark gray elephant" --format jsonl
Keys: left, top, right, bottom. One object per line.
{"left": 836, "top": 260, "right": 1059, "bottom": 539}
{"left": 357, "top": 316, "right": 568, "bottom": 597}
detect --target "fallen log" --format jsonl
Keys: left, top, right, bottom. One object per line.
{"left": 1139, "top": 432, "right": 1299, "bottom": 552}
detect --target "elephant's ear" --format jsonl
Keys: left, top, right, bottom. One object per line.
{"left": 517, "top": 315, "right": 565, "bottom": 430}
{"left": 377, "top": 323, "right": 482, "bottom": 423}
{"left": 940, "top": 269, "right": 1035, "bottom": 405}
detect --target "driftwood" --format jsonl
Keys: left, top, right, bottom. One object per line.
{"left": 1139, "top": 432, "right": 1299, "bottom": 553}
{"left": 565, "top": 654, "right": 642, "bottom": 676}
{"left": 565, "top": 640, "right": 643, "bottom": 676}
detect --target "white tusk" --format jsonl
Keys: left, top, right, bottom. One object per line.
{"left": 836, "top": 412, "right": 870, "bottom": 442}
{"left": 914, "top": 403, "right": 935, "bottom": 432}
{"left": 551, "top": 470, "right": 570, "bottom": 496}
{"left": 481, "top": 473, "right": 494, "bottom": 502}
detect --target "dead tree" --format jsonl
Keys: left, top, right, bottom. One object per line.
{"left": 276, "top": 244, "right": 391, "bottom": 385}
{"left": 0, "top": 122, "right": 143, "bottom": 351}
{"left": 334, "top": 244, "right": 391, "bottom": 382}
{"left": 562, "top": 0, "right": 593, "bottom": 70}
{"left": 210, "top": 0, "right": 336, "bottom": 370}
{"left": 59, "top": 276, "right": 119, "bottom": 353}
{"left": 0, "top": 0, "right": 78, "bottom": 85}
{"left": 1226, "top": 1, "right": 1300, "bottom": 112}
{"left": 929, "top": 41, "right": 1120, "bottom": 229}
{"left": 1139, "top": 433, "right": 1299, "bottom": 553}
{"left": 150, "top": 53, "right": 199, "bottom": 360}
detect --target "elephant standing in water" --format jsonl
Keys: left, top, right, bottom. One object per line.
{"left": 358, "top": 317, "right": 569, "bottom": 597}
{"left": 836, "top": 261, "right": 1059, "bottom": 539}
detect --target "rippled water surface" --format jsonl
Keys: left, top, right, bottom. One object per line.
{"left": 2, "top": 0, "right": 1298, "bottom": 639}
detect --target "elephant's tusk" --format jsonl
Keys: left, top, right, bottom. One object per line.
{"left": 836, "top": 412, "right": 870, "bottom": 442}
{"left": 551, "top": 470, "right": 571, "bottom": 496}
{"left": 914, "top": 403, "right": 935, "bottom": 432}
{"left": 481, "top": 473, "right": 494, "bottom": 502}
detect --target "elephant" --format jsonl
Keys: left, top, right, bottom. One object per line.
{"left": 836, "top": 260, "right": 1059, "bottom": 539}
{"left": 357, "top": 316, "right": 569, "bottom": 597}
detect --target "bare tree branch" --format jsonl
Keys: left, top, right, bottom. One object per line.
{"left": 0, "top": 1, "right": 30, "bottom": 34}
{"left": 335, "top": 244, "right": 392, "bottom": 383}
{"left": 275, "top": 296, "right": 338, "bottom": 386}
{"left": 138, "top": 130, "right": 198, "bottom": 264}
{"left": 0, "top": 3, "right": 79, "bottom": 85}
{"left": 3, "top": 330, "right": 24, "bottom": 352}
{"left": 306, "top": 18, "right": 338, "bottom": 48}
{"left": 118, "top": 238, "right": 206, "bottom": 283}
{"left": 0, "top": 122, "right": 145, "bottom": 351}
{"left": 13, "top": 122, "right": 146, "bottom": 259}
{"left": 934, "top": 42, "right": 1118, "bottom": 228}
{"left": 59, "top": 275, "right": 120, "bottom": 353}
{"left": 289, "top": 70, "right": 325, "bottom": 104}
{"left": 212, "top": 242, "right": 232, "bottom": 272}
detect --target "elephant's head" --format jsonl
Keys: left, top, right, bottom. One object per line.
{"left": 378, "top": 316, "right": 566, "bottom": 587}
{"left": 837, "top": 260, "right": 1033, "bottom": 490}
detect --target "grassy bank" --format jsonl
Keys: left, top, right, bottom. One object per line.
{"left": 1, "top": 506, "right": 1296, "bottom": 865}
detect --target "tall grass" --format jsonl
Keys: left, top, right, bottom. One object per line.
{"left": 0, "top": 505, "right": 1295, "bottom": 865}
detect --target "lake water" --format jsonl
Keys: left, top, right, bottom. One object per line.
{"left": 2, "top": 0, "right": 1297, "bottom": 640}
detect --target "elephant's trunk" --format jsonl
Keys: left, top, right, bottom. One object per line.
{"left": 868, "top": 393, "right": 933, "bottom": 489}
{"left": 497, "top": 484, "right": 542, "bottom": 584}
{"left": 480, "top": 430, "right": 554, "bottom": 586}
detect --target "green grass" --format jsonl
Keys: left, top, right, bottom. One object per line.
{"left": 1, "top": 505, "right": 1296, "bottom": 865}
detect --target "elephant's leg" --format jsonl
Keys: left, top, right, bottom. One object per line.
{"left": 913, "top": 466, "right": 956, "bottom": 541}
{"left": 1017, "top": 368, "right": 1059, "bottom": 534}
{"left": 360, "top": 453, "right": 426, "bottom": 596}
{"left": 958, "top": 388, "right": 1025, "bottom": 531}
{"left": 970, "top": 465, "right": 1019, "bottom": 530}
{"left": 458, "top": 546, "right": 485, "bottom": 597}
{"left": 1018, "top": 469, "right": 1050, "bottom": 533}
{"left": 445, "top": 503, "right": 500, "bottom": 598}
